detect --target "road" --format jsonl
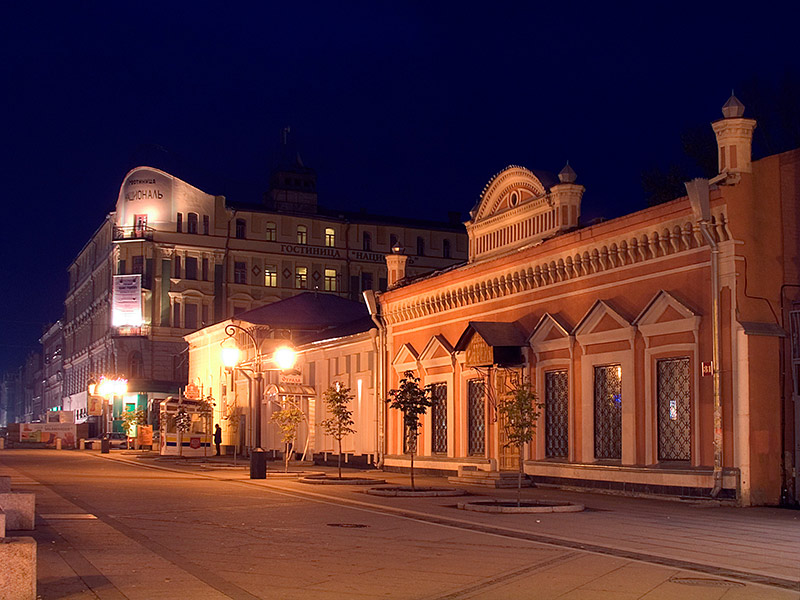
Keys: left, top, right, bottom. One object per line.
{"left": 1, "top": 450, "right": 798, "bottom": 599}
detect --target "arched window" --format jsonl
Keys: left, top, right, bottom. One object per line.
{"left": 297, "top": 225, "right": 307, "bottom": 245}
{"left": 443, "top": 239, "right": 451, "bottom": 258}
{"left": 363, "top": 232, "right": 372, "bottom": 251}
{"left": 128, "top": 352, "right": 144, "bottom": 379}
{"left": 417, "top": 236, "right": 425, "bottom": 256}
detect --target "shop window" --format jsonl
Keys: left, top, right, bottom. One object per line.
{"left": 594, "top": 364, "right": 622, "bottom": 459}
{"left": 545, "top": 370, "right": 568, "bottom": 458}
{"left": 467, "top": 379, "right": 485, "bottom": 455}
{"left": 657, "top": 358, "right": 691, "bottom": 461}
{"left": 430, "top": 382, "right": 447, "bottom": 453}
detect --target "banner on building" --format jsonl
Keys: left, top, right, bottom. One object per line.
{"left": 88, "top": 395, "right": 104, "bottom": 416}
{"left": 19, "top": 423, "right": 78, "bottom": 449}
{"left": 112, "top": 274, "right": 142, "bottom": 327}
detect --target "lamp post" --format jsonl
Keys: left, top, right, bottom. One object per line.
{"left": 88, "top": 376, "right": 127, "bottom": 452}
{"left": 221, "top": 324, "right": 296, "bottom": 479}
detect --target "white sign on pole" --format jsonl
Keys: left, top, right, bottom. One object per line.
{"left": 112, "top": 274, "right": 143, "bottom": 327}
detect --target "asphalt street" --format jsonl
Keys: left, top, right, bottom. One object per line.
{"left": 1, "top": 450, "right": 798, "bottom": 599}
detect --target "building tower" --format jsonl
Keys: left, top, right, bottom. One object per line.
{"left": 711, "top": 93, "right": 757, "bottom": 175}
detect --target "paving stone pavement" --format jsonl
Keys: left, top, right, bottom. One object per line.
{"left": 1, "top": 449, "right": 798, "bottom": 599}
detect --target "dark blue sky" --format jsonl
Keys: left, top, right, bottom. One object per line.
{"left": 2, "top": 2, "right": 798, "bottom": 372}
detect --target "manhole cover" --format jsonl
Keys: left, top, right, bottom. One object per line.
{"left": 327, "top": 523, "right": 368, "bottom": 528}
{"left": 669, "top": 577, "right": 744, "bottom": 588}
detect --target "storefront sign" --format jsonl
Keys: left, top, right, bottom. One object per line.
{"left": 138, "top": 425, "right": 153, "bottom": 445}
{"left": 464, "top": 335, "right": 492, "bottom": 367}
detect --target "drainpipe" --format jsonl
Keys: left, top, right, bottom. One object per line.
{"left": 363, "top": 290, "right": 385, "bottom": 468}
{"left": 685, "top": 178, "right": 723, "bottom": 497}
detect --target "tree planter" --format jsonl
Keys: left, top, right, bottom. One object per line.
{"left": 299, "top": 475, "right": 386, "bottom": 485}
{"left": 367, "top": 486, "right": 467, "bottom": 497}
{"left": 457, "top": 499, "right": 584, "bottom": 513}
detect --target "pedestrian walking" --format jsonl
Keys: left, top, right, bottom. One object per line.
{"left": 214, "top": 424, "right": 222, "bottom": 456}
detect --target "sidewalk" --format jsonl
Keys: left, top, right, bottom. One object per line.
{"left": 103, "top": 449, "right": 800, "bottom": 590}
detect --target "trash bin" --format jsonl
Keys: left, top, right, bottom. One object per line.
{"left": 101, "top": 437, "right": 110, "bottom": 454}
{"left": 250, "top": 447, "right": 267, "bottom": 479}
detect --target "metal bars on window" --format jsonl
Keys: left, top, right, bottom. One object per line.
{"left": 467, "top": 379, "right": 485, "bottom": 455}
{"left": 431, "top": 382, "right": 447, "bottom": 454}
{"left": 544, "top": 370, "right": 568, "bottom": 458}
{"left": 594, "top": 364, "right": 622, "bottom": 459}
{"left": 656, "top": 357, "right": 691, "bottom": 461}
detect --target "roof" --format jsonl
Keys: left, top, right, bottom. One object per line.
{"left": 454, "top": 321, "right": 528, "bottom": 351}
{"left": 234, "top": 292, "right": 369, "bottom": 330}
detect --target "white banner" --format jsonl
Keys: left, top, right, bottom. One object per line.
{"left": 112, "top": 274, "right": 142, "bottom": 327}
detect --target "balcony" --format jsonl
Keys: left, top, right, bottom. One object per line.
{"left": 113, "top": 225, "right": 155, "bottom": 241}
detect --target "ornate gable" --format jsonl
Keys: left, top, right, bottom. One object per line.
{"left": 419, "top": 335, "right": 455, "bottom": 371}
{"left": 575, "top": 300, "right": 634, "bottom": 346}
{"left": 392, "top": 343, "right": 419, "bottom": 374}
{"left": 633, "top": 290, "right": 700, "bottom": 341}
{"left": 465, "top": 165, "right": 584, "bottom": 263}
{"left": 529, "top": 313, "right": 572, "bottom": 353}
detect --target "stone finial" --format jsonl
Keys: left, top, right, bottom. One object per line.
{"left": 722, "top": 93, "right": 745, "bottom": 119}
{"left": 558, "top": 162, "right": 577, "bottom": 184}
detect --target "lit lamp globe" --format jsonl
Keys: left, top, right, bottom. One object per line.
{"left": 274, "top": 346, "right": 296, "bottom": 370}
{"left": 221, "top": 346, "right": 241, "bottom": 369}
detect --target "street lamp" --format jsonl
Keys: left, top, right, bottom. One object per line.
{"left": 221, "top": 324, "right": 296, "bottom": 479}
{"left": 88, "top": 376, "right": 128, "bottom": 451}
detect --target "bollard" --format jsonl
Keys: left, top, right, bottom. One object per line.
{"left": 0, "top": 437, "right": 4, "bottom": 450}
{"left": 79, "top": 439, "right": 85, "bottom": 450}
{"left": 55, "top": 438, "right": 62, "bottom": 450}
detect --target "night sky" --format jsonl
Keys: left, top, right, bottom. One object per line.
{"left": 2, "top": 2, "right": 799, "bottom": 373}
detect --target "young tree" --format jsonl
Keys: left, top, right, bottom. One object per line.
{"left": 270, "top": 405, "right": 304, "bottom": 472}
{"left": 498, "top": 380, "right": 543, "bottom": 506}
{"left": 120, "top": 408, "right": 147, "bottom": 440}
{"left": 320, "top": 383, "right": 356, "bottom": 479}
{"left": 387, "top": 370, "right": 433, "bottom": 490}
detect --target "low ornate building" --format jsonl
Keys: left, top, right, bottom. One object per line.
{"left": 377, "top": 96, "right": 800, "bottom": 506}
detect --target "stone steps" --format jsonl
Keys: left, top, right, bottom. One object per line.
{"left": 448, "top": 466, "right": 532, "bottom": 488}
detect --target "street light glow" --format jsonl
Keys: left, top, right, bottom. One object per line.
{"left": 221, "top": 346, "right": 240, "bottom": 368}
{"left": 274, "top": 346, "right": 296, "bottom": 370}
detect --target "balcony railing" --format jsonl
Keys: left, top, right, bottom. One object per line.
{"left": 113, "top": 225, "right": 155, "bottom": 241}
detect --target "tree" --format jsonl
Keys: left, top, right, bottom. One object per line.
{"left": 320, "top": 383, "right": 357, "bottom": 479}
{"left": 498, "top": 380, "right": 543, "bottom": 506}
{"left": 120, "top": 408, "right": 147, "bottom": 439}
{"left": 270, "top": 405, "right": 304, "bottom": 472}
{"left": 387, "top": 370, "right": 433, "bottom": 490}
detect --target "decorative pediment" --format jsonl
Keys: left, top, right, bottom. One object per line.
{"left": 529, "top": 313, "right": 573, "bottom": 353}
{"left": 392, "top": 343, "right": 419, "bottom": 374}
{"left": 634, "top": 290, "right": 700, "bottom": 339}
{"left": 418, "top": 335, "right": 455, "bottom": 370}
{"left": 574, "top": 300, "right": 634, "bottom": 346}
{"left": 472, "top": 166, "right": 549, "bottom": 221}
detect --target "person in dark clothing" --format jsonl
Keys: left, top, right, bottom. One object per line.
{"left": 214, "top": 424, "right": 222, "bottom": 456}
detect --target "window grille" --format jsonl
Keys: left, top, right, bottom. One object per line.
{"left": 430, "top": 382, "right": 447, "bottom": 453}
{"left": 467, "top": 379, "right": 485, "bottom": 455}
{"left": 657, "top": 358, "right": 691, "bottom": 461}
{"left": 545, "top": 370, "right": 568, "bottom": 458}
{"left": 594, "top": 364, "right": 622, "bottom": 459}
